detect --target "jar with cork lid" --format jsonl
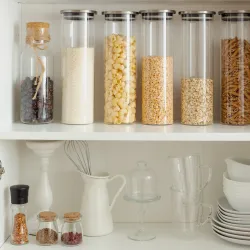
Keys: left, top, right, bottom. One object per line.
{"left": 20, "top": 22, "right": 54, "bottom": 124}
{"left": 61, "top": 212, "right": 83, "bottom": 246}
{"left": 36, "top": 211, "right": 58, "bottom": 245}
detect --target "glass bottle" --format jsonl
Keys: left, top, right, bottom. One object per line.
{"left": 219, "top": 11, "right": 250, "bottom": 125}
{"left": 61, "top": 10, "right": 97, "bottom": 125}
{"left": 10, "top": 185, "right": 29, "bottom": 245}
{"left": 61, "top": 212, "right": 83, "bottom": 246}
{"left": 20, "top": 22, "right": 54, "bottom": 124}
{"left": 141, "top": 10, "right": 175, "bottom": 125}
{"left": 103, "top": 11, "right": 138, "bottom": 125}
{"left": 36, "top": 211, "right": 58, "bottom": 246}
{"left": 180, "top": 11, "right": 215, "bottom": 125}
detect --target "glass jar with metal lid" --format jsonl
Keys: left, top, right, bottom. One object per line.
{"left": 103, "top": 11, "right": 138, "bottom": 125}
{"left": 61, "top": 10, "right": 97, "bottom": 125}
{"left": 61, "top": 212, "right": 83, "bottom": 246}
{"left": 179, "top": 11, "right": 215, "bottom": 126}
{"left": 140, "top": 10, "right": 175, "bottom": 125}
{"left": 219, "top": 10, "right": 250, "bottom": 125}
{"left": 36, "top": 211, "right": 58, "bottom": 245}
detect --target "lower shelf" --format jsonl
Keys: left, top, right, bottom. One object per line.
{"left": 1, "top": 223, "right": 244, "bottom": 249}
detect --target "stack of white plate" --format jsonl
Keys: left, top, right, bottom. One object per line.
{"left": 211, "top": 197, "right": 250, "bottom": 246}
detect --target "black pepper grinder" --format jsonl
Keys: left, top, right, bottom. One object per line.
{"left": 10, "top": 185, "right": 29, "bottom": 245}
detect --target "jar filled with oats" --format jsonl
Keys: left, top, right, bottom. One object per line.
{"left": 103, "top": 11, "right": 138, "bottom": 124}
{"left": 219, "top": 11, "right": 250, "bottom": 125}
{"left": 140, "top": 10, "right": 175, "bottom": 125}
{"left": 180, "top": 11, "right": 215, "bottom": 126}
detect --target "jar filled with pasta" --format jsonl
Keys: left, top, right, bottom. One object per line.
{"left": 219, "top": 11, "right": 250, "bottom": 125}
{"left": 103, "top": 11, "right": 138, "bottom": 124}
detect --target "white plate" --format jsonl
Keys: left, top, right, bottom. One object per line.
{"left": 211, "top": 220, "right": 250, "bottom": 236}
{"left": 218, "top": 211, "right": 250, "bottom": 225}
{"left": 217, "top": 213, "right": 250, "bottom": 228}
{"left": 218, "top": 206, "right": 250, "bottom": 219}
{"left": 212, "top": 224, "right": 250, "bottom": 239}
{"left": 212, "top": 216, "right": 250, "bottom": 232}
{"left": 212, "top": 228, "right": 250, "bottom": 246}
{"left": 218, "top": 197, "right": 250, "bottom": 215}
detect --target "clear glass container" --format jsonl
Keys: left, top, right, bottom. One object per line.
{"left": 61, "top": 10, "right": 97, "bottom": 125}
{"left": 103, "top": 11, "right": 138, "bottom": 125}
{"left": 219, "top": 11, "right": 250, "bottom": 125}
{"left": 180, "top": 11, "right": 215, "bottom": 125}
{"left": 20, "top": 22, "right": 54, "bottom": 124}
{"left": 141, "top": 10, "right": 175, "bottom": 125}
{"left": 36, "top": 211, "right": 58, "bottom": 246}
{"left": 10, "top": 185, "right": 29, "bottom": 245}
{"left": 61, "top": 212, "right": 83, "bottom": 246}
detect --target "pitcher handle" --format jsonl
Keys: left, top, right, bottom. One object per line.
{"left": 200, "top": 165, "right": 212, "bottom": 190}
{"left": 108, "top": 175, "right": 126, "bottom": 211}
{"left": 199, "top": 203, "right": 213, "bottom": 226}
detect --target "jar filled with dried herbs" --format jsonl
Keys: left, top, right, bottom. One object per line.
{"left": 219, "top": 11, "right": 250, "bottom": 125}
{"left": 36, "top": 211, "right": 58, "bottom": 245}
{"left": 61, "top": 212, "right": 83, "bottom": 246}
{"left": 20, "top": 22, "right": 54, "bottom": 124}
{"left": 10, "top": 185, "right": 29, "bottom": 245}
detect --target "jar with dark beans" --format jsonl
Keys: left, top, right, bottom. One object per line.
{"left": 61, "top": 212, "right": 83, "bottom": 246}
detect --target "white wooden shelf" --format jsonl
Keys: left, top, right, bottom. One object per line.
{"left": 0, "top": 122, "right": 250, "bottom": 141}
{"left": 1, "top": 224, "right": 245, "bottom": 250}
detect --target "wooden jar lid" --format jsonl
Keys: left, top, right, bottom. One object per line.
{"left": 64, "top": 212, "right": 81, "bottom": 222}
{"left": 27, "top": 22, "right": 50, "bottom": 29}
{"left": 39, "top": 211, "right": 57, "bottom": 222}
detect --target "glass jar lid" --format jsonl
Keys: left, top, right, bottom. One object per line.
{"left": 179, "top": 11, "right": 216, "bottom": 21}
{"left": 63, "top": 212, "right": 82, "bottom": 222}
{"left": 38, "top": 211, "right": 57, "bottom": 222}
{"left": 26, "top": 22, "right": 50, "bottom": 43}
{"left": 102, "top": 11, "right": 139, "bottom": 21}
{"left": 219, "top": 10, "right": 250, "bottom": 21}
{"left": 61, "top": 10, "right": 97, "bottom": 20}
{"left": 140, "top": 10, "right": 176, "bottom": 20}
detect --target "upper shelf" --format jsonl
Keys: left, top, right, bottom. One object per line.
{"left": 0, "top": 122, "right": 250, "bottom": 141}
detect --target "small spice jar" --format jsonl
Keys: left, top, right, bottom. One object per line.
{"left": 36, "top": 211, "right": 58, "bottom": 245}
{"left": 10, "top": 185, "right": 29, "bottom": 245}
{"left": 61, "top": 212, "right": 83, "bottom": 246}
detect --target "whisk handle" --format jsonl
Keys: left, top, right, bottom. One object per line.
{"left": 108, "top": 175, "right": 126, "bottom": 211}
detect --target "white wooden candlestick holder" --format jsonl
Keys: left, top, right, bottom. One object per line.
{"left": 26, "top": 140, "right": 62, "bottom": 235}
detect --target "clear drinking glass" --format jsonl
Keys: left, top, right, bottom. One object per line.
{"left": 170, "top": 187, "right": 212, "bottom": 239}
{"left": 168, "top": 155, "right": 212, "bottom": 195}
{"left": 124, "top": 161, "right": 161, "bottom": 241}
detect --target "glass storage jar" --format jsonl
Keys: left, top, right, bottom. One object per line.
{"left": 180, "top": 11, "right": 215, "bottom": 125}
{"left": 10, "top": 185, "right": 29, "bottom": 245}
{"left": 103, "top": 11, "right": 138, "bottom": 125}
{"left": 61, "top": 10, "right": 97, "bottom": 125}
{"left": 61, "top": 212, "right": 83, "bottom": 246}
{"left": 20, "top": 22, "right": 54, "bottom": 124}
{"left": 219, "top": 11, "right": 250, "bottom": 125}
{"left": 36, "top": 211, "right": 58, "bottom": 245}
{"left": 140, "top": 10, "right": 175, "bottom": 125}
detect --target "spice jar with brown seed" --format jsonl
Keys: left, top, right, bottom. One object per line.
{"left": 179, "top": 11, "right": 215, "bottom": 125}
{"left": 219, "top": 11, "right": 250, "bottom": 125}
{"left": 36, "top": 211, "right": 58, "bottom": 245}
{"left": 10, "top": 185, "right": 29, "bottom": 245}
{"left": 140, "top": 10, "right": 175, "bottom": 125}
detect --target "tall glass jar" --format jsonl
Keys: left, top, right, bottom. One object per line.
{"left": 180, "top": 11, "right": 215, "bottom": 125}
{"left": 219, "top": 11, "right": 250, "bottom": 125}
{"left": 36, "top": 211, "right": 59, "bottom": 245}
{"left": 140, "top": 10, "right": 175, "bottom": 125}
{"left": 61, "top": 10, "right": 97, "bottom": 125}
{"left": 20, "top": 22, "right": 54, "bottom": 124}
{"left": 103, "top": 11, "right": 138, "bottom": 125}
{"left": 61, "top": 212, "right": 83, "bottom": 246}
{"left": 10, "top": 185, "right": 29, "bottom": 245}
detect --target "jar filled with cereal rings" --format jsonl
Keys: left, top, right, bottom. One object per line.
{"left": 10, "top": 185, "right": 30, "bottom": 245}
{"left": 102, "top": 11, "right": 138, "bottom": 124}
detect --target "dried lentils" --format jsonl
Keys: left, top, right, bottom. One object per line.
{"left": 181, "top": 78, "right": 213, "bottom": 125}
{"left": 142, "top": 56, "right": 173, "bottom": 125}
{"left": 104, "top": 34, "right": 136, "bottom": 124}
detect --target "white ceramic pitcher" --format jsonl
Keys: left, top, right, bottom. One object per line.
{"left": 80, "top": 172, "right": 126, "bottom": 236}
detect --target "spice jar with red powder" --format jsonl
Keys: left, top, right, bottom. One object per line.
{"left": 10, "top": 185, "right": 29, "bottom": 245}
{"left": 61, "top": 212, "right": 83, "bottom": 246}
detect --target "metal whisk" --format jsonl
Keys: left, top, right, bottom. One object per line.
{"left": 64, "top": 141, "right": 92, "bottom": 175}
